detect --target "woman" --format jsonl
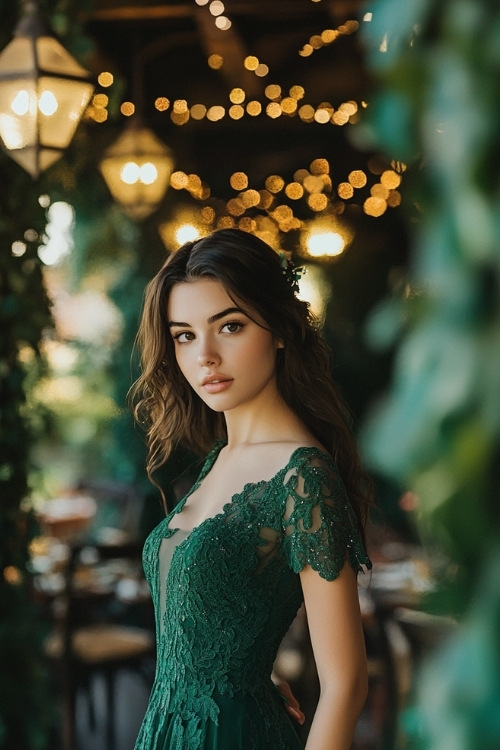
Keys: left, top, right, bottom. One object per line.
{"left": 131, "top": 228, "right": 372, "bottom": 750}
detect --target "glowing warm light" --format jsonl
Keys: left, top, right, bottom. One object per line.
{"left": 306, "top": 230, "right": 345, "bottom": 258}
{"left": 255, "top": 64, "right": 269, "bottom": 77}
{"left": 215, "top": 16, "right": 232, "bottom": 30}
{"left": 229, "top": 172, "right": 248, "bottom": 190}
{"left": 93, "top": 93, "right": 108, "bottom": 108}
{"left": 230, "top": 88, "right": 245, "bottom": 104}
{"left": 11, "top": 90, "right": 30, "bottom": 116}
{"left": 322, "top": 30, "right": 338, "bottom": 43}
{"left": 298, "top": 105, "right": 314, "bottom": 121}
{"left": 239, "top": 217, "right": 256, "bottom": 232}
{"left": 191, "top": 103, "right": 207, "bottom": 120}
{"left": 310, "top": 158, "right": 329, "bottom": 175}
{"left": 209, "top": 0, "right": 225, "bottom": 15}
{"left": 307, "top": 194, "right": 328, "bottom": 211}
{"left": 303, "top": 175, "right": 324, "bottom": 193}
{"left": 218, "top": 216, "right": 235, "bottom": 229}
{"left": 4, "top": 566, "right": 22, "bottom": 585}
{"left": 381, "top": 170, "right": 401, "bottom": 189}
{"left": 348, "top": 170, "right": 367, "bottom": 188}
{"left": 371, "top": 183, "right": 389, "bottom": 199}
{"left": 0, "top": 20, "right": 94, "bottom": 178}
{"left": 176, "top": 223, "right": 201, "bottom": 245}
{"left": 258, "top": 190, "right": 273, "bottom": 209}
{"left": 332, "top": 110, "right": 349, "bottom": 125}
{"left": 155, "top": 97, "right": 170, "bottom": 111}
{"left": 240, "top": 189, "right": 260, "bottom": 207}
{"left": 337, "top": 182, "right": 354, "bottom": 199}
{"left": 90, "top": 108, "right": 108, "bottom": 123}
{"left": 120, "top": 101, "right": 135, "bottom": 116}
{"left": 345, "top": 20, "right": 359, "bottom": 32}
{"left": 119, "top": 161, "right": 158, "bottom": 185}
{"left": 281, "top": 98, "right": 297, "bottom": 114}
{"left": 100, "top": 124, "right": 173, "bottom": 220}
{"left": 187, "top": 174, "right": 202, "bottom": 192}
{"left": 200, "top": 206, "right": 215, "bottom": 223}
{"left": 171, "top": 171, "right": 189, "bottom": 189}
{"left": 208, "top": 54, "right": 224, "bottom": 69}
{"left": 171, "top": 110, "right": 189, "bottom": 125}
{"left": 265, "top": 84, "right": 281, "bottom": 100}
{"left": 98, "top": 71, "right": 114, "bottom": 87}
{"left": 387, "top": 190, "right": 402, "bottom": 207}
{"left": 11, "top": 241, "right": 27, "bottom": 257}
{"left": 391, "top": 160, "right": 407, "bottom": 173}
{"left": 285, "top": 182, "right": 304, "bottom": 200}
{"left": 140, "top": 163, "right": 158, "bottom": 184}
{"left": 121, "top": 161, "right": 140, "bottom": 184}
{"left": 244, "top": 56, "right": 259, "bottom": 71}
{"left": 266, "top": 102, "right": 282, "bottom": 118}
{"left": 364, "top": 196, "right": 387, "bottom": 216}
{"left": 229, "top": 105, "right": 244, "bottom": 119}
{"left": 207, "top": 106, "right": 225, "bottom": 121}
{"left": 296, "top": 264, "right": 331, "bottom": 322}
{"left": 341, "top": 101, "right": 358, "bottom": 115}
{"left": 227, "top": 198, "right": 245, "bottom": 216}
{"left": 10, "top": 89, "right": 59, "bottom": 117}
{"left": 314, "top": 108, "right": 330, "bottom": 124}
{"left": 290, "top": 86, "right": 305, "bottom": 100}
{"left": 246, "top": 101, "right": 262, "bottom": 116}
{"left": 265, "top": 175, "right": 285, "bottom": 193}
{"left": 37, "top": 201, "right": 75, "bottom": 266}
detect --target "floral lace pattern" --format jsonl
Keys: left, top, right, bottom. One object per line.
{"left": 135, "top": 444, "right": 371, "bottom": 750}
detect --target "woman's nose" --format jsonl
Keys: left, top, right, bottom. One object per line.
{"left": 197, "top": 339, "right": 220, "bottom": 367}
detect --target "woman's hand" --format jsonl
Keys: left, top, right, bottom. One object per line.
{"left": 275, "top": 679, "right": 305, "bottom": 725}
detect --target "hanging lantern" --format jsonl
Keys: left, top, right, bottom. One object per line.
{"left": 0, "top": 0, "right": 94, "bottom": 178}
{"left": 99, "top": 118, "right": 174, "bottom": 221}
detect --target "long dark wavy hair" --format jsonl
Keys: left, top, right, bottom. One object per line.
{"left": 130, "top": 228, "right": 372, "bottom": 530}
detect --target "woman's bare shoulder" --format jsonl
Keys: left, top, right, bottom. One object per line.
{"left": 237, "top": 437, "right": 329, "bottom": 476}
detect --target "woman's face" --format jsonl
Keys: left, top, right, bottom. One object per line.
{"left": 167, "top": 278, "right": 282, "bottom": 414}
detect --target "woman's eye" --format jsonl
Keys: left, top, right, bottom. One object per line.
{"left": 222, "top": 321, "right": 243, "bottom": 334}
{"left": 173, "top": 331, "right": 194, "bottom": 343}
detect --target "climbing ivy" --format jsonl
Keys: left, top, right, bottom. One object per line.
{"left": 0, "top": 2, "right": 97, "bottom": 747}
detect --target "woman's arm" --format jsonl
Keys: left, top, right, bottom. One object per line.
{"left": 300, "top": 561, "right": 368, "bottom": 750}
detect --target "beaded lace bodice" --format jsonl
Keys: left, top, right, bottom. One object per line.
{"left": 135, "top": 443, "right": 371, "bottom": 750}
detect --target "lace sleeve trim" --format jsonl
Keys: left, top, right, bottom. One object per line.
{"left": 280, "top": 449, "right": 371, "bottom": 581}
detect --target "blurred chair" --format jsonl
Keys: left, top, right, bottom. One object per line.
{"left": 45, "top": 539, "right": 155, "bottom": 750}
{"left": 74, "top": 478, "right": 147, "bottom": 545}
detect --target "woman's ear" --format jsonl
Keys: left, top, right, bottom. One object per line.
{"left": 275, "top": 338, "right": 284, "bottom": 349}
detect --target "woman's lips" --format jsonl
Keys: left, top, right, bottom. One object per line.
{"left": 202, "top": 378, "right": 233, "bottom": 394}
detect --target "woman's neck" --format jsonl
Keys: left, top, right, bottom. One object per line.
{"left": 223, "top": 392, "right": 309, "bottom": 449}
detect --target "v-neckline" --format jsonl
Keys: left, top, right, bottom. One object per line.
{"left": 163, "top": 442, "right": 334, "bottom": 543}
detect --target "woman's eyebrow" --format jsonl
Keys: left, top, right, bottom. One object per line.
{"left": 207, "top": 306, "right": 244, "bottom": 323}
{"left": 168, "top": 306, "right": 244, "bottom": 328}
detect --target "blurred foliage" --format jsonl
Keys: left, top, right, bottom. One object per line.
{"left": 0, "top": 1, "right": 98, "bottom": 747}
{"left": 360, "top": 0, "right": 500, "bottom": 747}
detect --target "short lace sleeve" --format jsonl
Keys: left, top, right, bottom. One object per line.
{"left": 280, "top": 448, "right": 371, "bottom": 581}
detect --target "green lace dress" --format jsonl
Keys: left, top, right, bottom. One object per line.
{"left": 135, "top": 443, "right": 371, "bottom": 750}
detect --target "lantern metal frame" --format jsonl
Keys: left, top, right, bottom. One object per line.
{"left": 99, "top": 38, "right": 176, "bottom": 221}
{"left": 0, "top": 0, "right": 94, "bottom": 178}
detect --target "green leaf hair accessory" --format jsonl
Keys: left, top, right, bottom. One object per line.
{"left": 278, "top": 252, "right": 305, "bottom": 294}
